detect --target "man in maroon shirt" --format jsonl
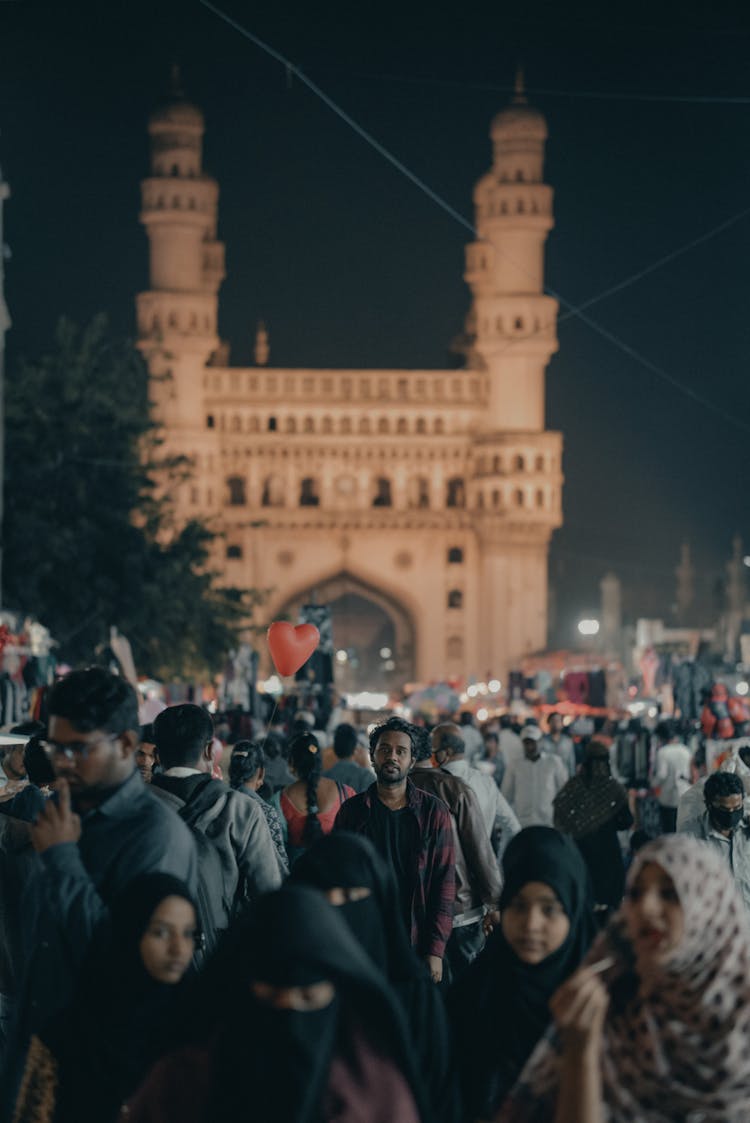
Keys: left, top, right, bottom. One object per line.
{"left": 334, "top": 716, "right": 456, "bottom": 983}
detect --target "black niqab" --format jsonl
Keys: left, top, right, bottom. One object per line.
{"left": 291, "top": 832, "right": 461, "bottom": 1123}
{"left": 198, "top": 884, "right": 431, "bottom": 1123}
{"left": 448, "top": 827, "right": 596, "bottom": 1120}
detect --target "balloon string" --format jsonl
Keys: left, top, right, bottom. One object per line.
{"left": 258, "top": 697, "right": 280, "bottom": 757}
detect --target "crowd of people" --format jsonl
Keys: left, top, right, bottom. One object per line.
{"left": 1, "top": 666, "right": 750, "bottom": 1120}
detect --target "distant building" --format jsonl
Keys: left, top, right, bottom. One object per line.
{"left": 136, "top": 73, "right": 564, "bottom": 686}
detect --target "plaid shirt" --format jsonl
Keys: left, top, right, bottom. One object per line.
{"left": 334, "top": 780, "right": 456, "bottom": 958}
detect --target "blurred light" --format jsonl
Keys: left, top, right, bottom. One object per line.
{"left": 744, "top": 556, "right": 750, "bottom": 568}
{"left": 647, "top": 707, "right": 658, "bottom": 718}
{"left": 259, "top": 675, "right": 282, "bottom": 695}
{"left": 477, "top": 708, "right": 489, "bottom": 721}
{"left": 207, "top": 700, "right": 217, "bottom": 714}
{"left": 336, "top": 649, "right": 348, "bottom": 664}
{"left": 628, "top": 685, "right": 638, "bottom": 697}
{"left": 737, "top": 681, "right": 750, "bottom": 696}
{"left": 366, "top": 722, "right": 378, "bottom": 736}
{"left": 384, "top": 659, "right": 396, "bottom": 671}
{"left": 379, "top": 647, "right": 392, "bottom": 659}
{"left": 628, "top": 701, "right": 646, "bottom": 714}
{"left": 488, "top": 679, "right": 501, "bottom": 693}
{"left": 578, "top": 619, "right": 600, "bottom": 636}
{"left": 467, "top": 684, "right": 479, "bottom": 698}
{"left": 459, "top": 692, "right": 469, "bottom": 704}
{"left": 346, "top": 692, "right": 389, "bottom": 710}
{"left": 477, "top": 682, "right": 489, "bottom": 695}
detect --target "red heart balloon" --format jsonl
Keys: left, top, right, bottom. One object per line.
{"left": 267, "top": 622, "right": 321, "bottom": 677}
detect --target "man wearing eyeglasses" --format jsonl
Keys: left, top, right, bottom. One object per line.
{"left": 9, "top": 667, "right": 197, "bottom": 1078}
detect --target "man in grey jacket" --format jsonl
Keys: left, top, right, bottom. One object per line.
{"left": 151, "top": 705, "right": 283, "bottom": 922}
{"left": 680, "top": 770, "right": 750, "bottom": 912}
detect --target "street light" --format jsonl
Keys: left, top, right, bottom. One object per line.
{"left": 578, "top": 619, "right": 600, "bottom": 637}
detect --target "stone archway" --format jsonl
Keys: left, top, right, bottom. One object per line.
{"left": 276, "top": 571, "right": 416, "bottom": 691}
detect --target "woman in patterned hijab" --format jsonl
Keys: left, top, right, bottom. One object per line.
{"left": 498, "top": 834, "right": 750, "bottom": 1122}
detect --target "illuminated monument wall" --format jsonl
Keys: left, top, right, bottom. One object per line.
{"left": 136, "top": 79, "right": 563, "bottom": 687}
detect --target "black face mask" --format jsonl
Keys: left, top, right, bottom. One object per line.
{"left": 710, "top": 806, "right": 744, "bottom": 831}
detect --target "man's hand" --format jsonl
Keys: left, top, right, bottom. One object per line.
{"left": 425, "top": 955, "right": 443, "bottom": 984}
{"left": 483, "top": 909, "right": 501, "bottom": 937}
{"left": 31, "top": 780, "right": 81, "bottom": 854}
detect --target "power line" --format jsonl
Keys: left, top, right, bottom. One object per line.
{"left": 197, "top": 0, "right": 750, "bottom": 437}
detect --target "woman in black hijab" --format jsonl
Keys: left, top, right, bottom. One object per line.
{"left": 14, "top": 873, "right": 198, "bottom": 1123}
{"left": 292, "top": 831, "right": 460, "bottom": 1123}
{"left": 447, "top": 827, "right": 596, "bottom": 1122}
{"left": 125, "top": 883, "right": 431, "bottom": 1123}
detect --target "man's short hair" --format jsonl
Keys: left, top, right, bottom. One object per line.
{"left": 412, "top": 726, "right": 434, "bottom": 763}
{"left": 333, "top": 723, "right": 358, "bottom": 759}
{"left": 154, "top": 704, "right": 214, "bottom": 770}
{"left": 368, "top": 716, "right": 419, "bottom": 757}
{"left": 48, "top": 667, "right": 139, "bottom": 736}
{"left": 459, "top": 711, "right": 474, "bottom": 726}
{"left": 704, "top": 771, "right": 744, "bottom": 805}
{"left": 432, "top": 723, "right": 465, "bottom": 757}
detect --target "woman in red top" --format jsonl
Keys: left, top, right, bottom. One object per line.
{"left": 271, "top": 731, "right": 355, "bottom": 865}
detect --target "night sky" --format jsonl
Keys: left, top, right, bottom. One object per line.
{"left": 3, "top": 0, "right": 750, "bottom": 645}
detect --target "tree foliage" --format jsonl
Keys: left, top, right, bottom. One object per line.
{"left": 4, "top": 316, "right": 262, "bottom": 680}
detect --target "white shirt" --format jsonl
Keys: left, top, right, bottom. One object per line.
{"left": 460, "top": 724, "right": 485, "bottom": 764}
{"left": 443, "top": 758, "right": 521, "bottom": 854}
{"left": 653, "top": 742, "right": 692, "bottom": 809}
{"left": 498, "top": 729, "right": 524, "bottom": 769}
{"left": 540, "top": 733, "right": 576, "bottom": 777}
{"left": 502, "top": 753, "right": 568, "bottom": 829}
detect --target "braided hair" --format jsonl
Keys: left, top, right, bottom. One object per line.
{"left": 288, "top": 731, "right": 324, "bottom": 845}
{"left": 228, "top": 740, "right": 265, "bottom": 790}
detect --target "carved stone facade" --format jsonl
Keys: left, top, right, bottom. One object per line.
{"left": 136, "top": 79, "right": 563, "bottom": 685}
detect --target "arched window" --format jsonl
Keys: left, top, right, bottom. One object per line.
{"left": 492, "top": 489, "right": 501, "bottom": 508}
{"left": 514, "top": 317, "right": 523, "bottom": 332}
{"left": 500, "top": 201, "right": 508, "bottom": 215}
{"left": 322, "top": 416, "right": 333, "bottom": 434}
{"left": 415, "top": 417, "right": 426, "bottom": 434}
{"left": 514, "top": 454, "right": 525, "bottom": 471}
{"left": 299, "top": 477, "right": 320, "bottom": 507}
{"left": 446, "top": 477, "right": 466, "bottom": 508}
{"left": 397, "top": 417, "right": 408, "bottom": 434}
{"left": 434, "top": 418, "right": 444, "bottom": 434}
{"left": 493, "top": 455, "right": 501, "bottom": 473}
{"left": 172, "top": 196, "right": 180, "bottom": 208}
{"left": 515, "top": 489, "right": 525, "bottom": 508}
{"left": 447, "top": 636, "right": 464, "bottom": 659}
{"left": 448, "top": 547, "right": 463, "bottom": 564}
{"left": 151, "top": 314, "right": 160, "bottom": 333}
{"left": 268, "top": 416, "right": 277, "bottom": 432}
{"left": 226, "top": 544, "right": 243, "bottom": 560}
{"left": 408, "top": 477, "right": 430, "bottom": 509}
{"left": 517, "top": 199, "right": 525, "bottom": 214}
{"left": 372, "top": 477, "right": 392, "bottom": 507}
{"left": 448, "top": 589, "right": 463, "bottom": 609}
{"left": 171, "top": 164, "right": 179, "bottom": 176}
{"left": 168, "top": 312, "right": 178, "bottom": 329}
{"left": 477, "top": 492, "right": 485, "bottom": 509}
{"left": 359, "top": 417, "right": 371, "bottom": 434}
{"left": 340, "top": 417, "right": 352, "bottom": 434}
{"left": 303, "top": 417, "right": 315, "bottom": 433}
{"left": 226, "top": 476, "right": 246, "bottom": 506}
{"left": 188, "top": 197, "right": 196, "bottom": 210}
{"left": 536, "top": 489, "right": 545, "bottom": 508}
{"left": 285, "top": 417, "right": 297, "bottom": 434}
{"left": 378, "top": 417, "right": 389, "bottom": 434}
{"left": 231, "top": 415, "right": 241, "bottom": 433}
{"left": 206, "top": 414, "right": 215, "bottom": 429}
{"left": 397, "top": 378, "right": 408, "bottom": 399}
{"left": 515, "top": 169, "right": 524, "bottom": 182}
{"left": 535, "top": 454, "right": 545, "bottom": 471}
{"left": 261, "top": 475, "right": 284, "bottom": 507}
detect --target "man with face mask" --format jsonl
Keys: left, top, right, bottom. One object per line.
{"left": 553, "top": 740, "right": 633, "bottom": 920}
{"left": 681, "top": 771, "right": 750, "bottom": 911}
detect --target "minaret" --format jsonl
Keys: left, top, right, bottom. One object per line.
{"left": 467, "top": 76, "right": 563, "bottom": 676}
{"left": 464, "top": 67, "right": 558, "bottom": 431}
{"left": 136, "top": 70, "right": 225, "bottom": 427}
{"left": 675, "top": 542, "right": 695, "bottom": 623}
{"left": 254, "top": 320, "right": 269, "bottom": 366}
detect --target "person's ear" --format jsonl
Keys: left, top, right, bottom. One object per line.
{"left": 201, "top": 741, "right": 213, "bottom": 764}
{"left": 120, "top": 730, "right": 139, "bottom": 759}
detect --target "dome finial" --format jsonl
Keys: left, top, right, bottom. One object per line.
{"left": 254, "top": 320, "right": 270, "bottom": 366}
{"left": 513, "top": 62, "right": 527, "bottom": 105}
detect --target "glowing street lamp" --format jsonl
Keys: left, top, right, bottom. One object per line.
{"left": 577, "top": 619, "right": 600, "bottom": 637}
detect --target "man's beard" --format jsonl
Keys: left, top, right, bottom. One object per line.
{"left": 376, "top": 763, "right": 406, "bottom": 786}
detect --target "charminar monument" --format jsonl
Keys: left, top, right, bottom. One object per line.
{"left": 136, "top": 73, "right": 563, "bottom": 689}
